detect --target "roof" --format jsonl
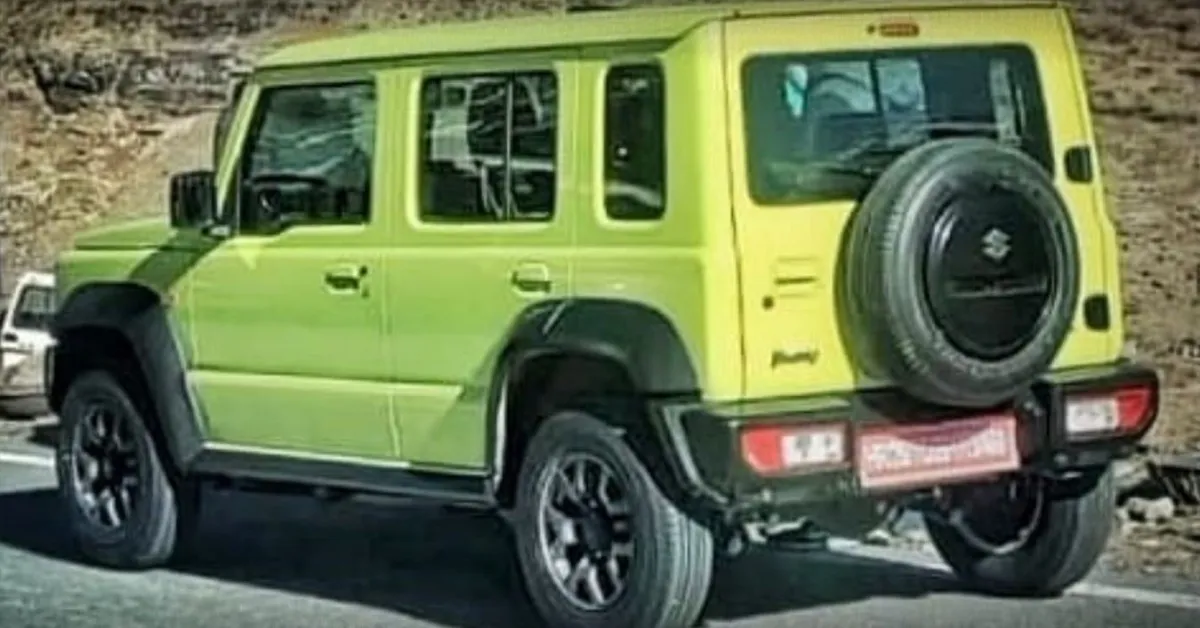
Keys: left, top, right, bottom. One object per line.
{"left": 256, "top": 0, "right": 1060, "bottom": 70}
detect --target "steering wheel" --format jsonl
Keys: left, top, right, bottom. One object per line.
{"left": 246, "top": 173, "right": 328, "bottom": 225}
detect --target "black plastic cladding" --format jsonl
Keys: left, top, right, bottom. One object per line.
{"left": 658, "top": 361, "right": 1158, "bottom": 515}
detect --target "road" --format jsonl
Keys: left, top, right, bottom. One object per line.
{"left": 1, "top": 435, "right": 1199, "bottom": 628}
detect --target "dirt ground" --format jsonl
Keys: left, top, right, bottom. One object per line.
{"left": 0, "top": 4, "right": 1199, "bottom": 426}
{"left": 1074, "top": 0, "right": 1200, "bottom": 451}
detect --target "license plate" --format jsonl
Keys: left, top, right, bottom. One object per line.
{"left": 856, "top": 415, "right": 1020, "bottom": 490}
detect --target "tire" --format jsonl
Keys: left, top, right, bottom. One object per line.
{"left": 843, "top": 138, "right": 1080, "bottom": 408}
{"left": 55, "top": 369, "right": 200, "bottom": 569}
{"left": 512, "top": 410, "right": 715, "bottom": 628}
{"left": 924, "top": 468, "right": 1115, "bottom": 596}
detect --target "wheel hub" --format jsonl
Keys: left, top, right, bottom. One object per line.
{"left": 537, "top": 453, "right": 635, "bottom": 611}
{"left": 578, "top": 504, "right": 614, "bottom": 555}
{"left": 941, "top": 474, "right": 1046, "bottom": 556}
{"left": 70, "top": 402, "right": 141, "bottom": 530}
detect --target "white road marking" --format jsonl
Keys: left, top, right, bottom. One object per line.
{"left": 1070, "top": 582, "right": 1200, "bottom": 612}
{"left": 0, "top": 450, "right": 54, "bottom": 469}
{"left": 829, "top": 539, "right": 1200, "bottom": 612}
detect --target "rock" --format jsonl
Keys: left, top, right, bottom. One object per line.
{"left": 899, "top": 524, "right": 931, "bottom": 546}
{"left": 21, "top": 47, "right": 249, "bottom": 116}
{"left": 1124, "top": 496, "right": 1177, "bottom": 524}
{"left": 1114, "top": 458, "right": 1154, "bottom": 498}
{"left": 863, "top": 527, "right": 894, "bottom": 546}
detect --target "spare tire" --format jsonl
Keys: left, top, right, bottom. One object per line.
{"left": 843, "top": 138, "right": 1079, "bottom": 408}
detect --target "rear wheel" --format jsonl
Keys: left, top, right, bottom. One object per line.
{"left": 55, "top": 370, "right": 199, "bottom": 569}
{"left": 512, "top": 410, "right": 715, "bottom": 628}
{"left": 924, "top": 467, "right": 1115, "bottom": 596}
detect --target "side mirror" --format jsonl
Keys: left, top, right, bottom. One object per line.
{"left": 169, "top": 170, "right": 218, "bottom": 230}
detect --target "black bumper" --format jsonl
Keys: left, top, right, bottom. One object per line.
{"left": 652, "top": 360, "right": 1159, "bottom": 517}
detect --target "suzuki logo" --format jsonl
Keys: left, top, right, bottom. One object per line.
{"left": 981, "top": 228, "right": 1011, "bottom": 262}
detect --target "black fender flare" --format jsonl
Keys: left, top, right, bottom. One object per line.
{"left": 485, "top": 298, "right": 702, "bottom": 500}
{"left": 497, "top": 297, "right": 700, "bottom": 397}
{"left": 51, "top": 282, "right": 205, "bottom": 471}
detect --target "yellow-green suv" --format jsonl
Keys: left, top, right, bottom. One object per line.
{"left": 47, "top": 2, "right": 1159, "bottom": 626}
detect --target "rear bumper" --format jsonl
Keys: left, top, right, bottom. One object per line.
{"left": 651, "top": 360, "right": 1158, "bottom": 518}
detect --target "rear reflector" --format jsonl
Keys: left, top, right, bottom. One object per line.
{"left": 740, "top": 423, "right": 847, "bottom": 475}
{"left": 1066, "top": 383, "right": 1155, "bottom": 438}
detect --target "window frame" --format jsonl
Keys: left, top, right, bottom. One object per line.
{"left": 415, "top": 67, "right": 561, "bottom": 226}
{"left": 222, "top": 77, "right": 379, "bottom": 235}
{"left": 601, "top": 61, "right": 667, "bottom": 223}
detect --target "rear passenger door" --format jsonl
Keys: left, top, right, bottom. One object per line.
{"left": 380, "top": 60, "right": 577, "bottom": 470}
{"left": 188, "top": 76, "right": 397, "bottom": 460}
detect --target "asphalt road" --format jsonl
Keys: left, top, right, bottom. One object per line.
{"left": 1, "top": 438, "right": 1199, "bottom": 628}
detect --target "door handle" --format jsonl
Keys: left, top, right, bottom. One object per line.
{"left": 510, "top": 263, "right": 552, "bottom": 294}
{"left": 1, "top": 332, "right": 16, "bottom": 343}
{"left": 324, "top": 264, "right": 368, "bottom": 294}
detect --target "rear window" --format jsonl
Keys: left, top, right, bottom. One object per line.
{"left": 741, "top": 45, "right": 1053, "bottom": 205}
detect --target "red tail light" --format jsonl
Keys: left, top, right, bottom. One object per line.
{"left": 1114, "top": 383, "right": 1155, "bottom": 432}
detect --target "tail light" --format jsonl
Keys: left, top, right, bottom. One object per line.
{"left": 1065, "top": 383, "right": 1156, "bottom": 439}
{"left": 739, "top": 422, "right": 848, "bottom": 476}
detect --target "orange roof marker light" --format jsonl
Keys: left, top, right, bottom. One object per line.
{"left": 869, "top": 18, "right": 921, "bottom": 38}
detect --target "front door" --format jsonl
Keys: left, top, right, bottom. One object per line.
{"left": 187, "top": 75, "right": 397, "bottom": 461}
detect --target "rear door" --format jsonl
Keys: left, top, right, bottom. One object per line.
{"left": 379, "top": 60, "right": 577, "bottom": 470}
{"left": 722, "top": 6, "right": 1113, "bottom": 400}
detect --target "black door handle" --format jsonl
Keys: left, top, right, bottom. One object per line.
{"left": 324, "top": 264, "right": 368, "bottom": 292}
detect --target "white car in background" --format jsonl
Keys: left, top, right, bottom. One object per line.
{"left": 0, "top": 271, "right": 55, "bottom": 418}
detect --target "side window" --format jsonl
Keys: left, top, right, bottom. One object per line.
{"left": 10, "top": 286, "right": 54, "bottom": 331}
{"left": 237, "top": 81, "right": 376, "bottom": 233}
{"left": 604, "top": 64, "right": 665, "bottom": 221}
{"left": 419, "top": 70, "right": 558, "bottom": 223}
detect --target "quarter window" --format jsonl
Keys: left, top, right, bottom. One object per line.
{"left": 419, "top": 71, "right": 558, "bottom": 223}
{"left": 604, "top": 64, "right": 666, "bottom": 221}
{"left": 237, "top": 81, "right": 376, "bottom": 232}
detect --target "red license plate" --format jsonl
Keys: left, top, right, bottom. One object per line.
{"left": 855, "top": 414, "right": 1020, "bottom": 490}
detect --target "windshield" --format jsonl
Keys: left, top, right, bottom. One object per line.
{"left": 741, "top": 45, "right": 1053, "bottom": 205}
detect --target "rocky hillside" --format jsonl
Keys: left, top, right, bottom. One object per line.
{"left": 2, "top": 0, "right": 1199, "bottom": 448}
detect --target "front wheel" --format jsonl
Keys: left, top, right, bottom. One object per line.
{"left": 924, "top": 467, "right": 1116, "bottom": 597}
{"left": 55, "top": 370, "right": 200, "bottom": 569}
{"left": 512, "top": 410, "right": 715, "bottom": 628}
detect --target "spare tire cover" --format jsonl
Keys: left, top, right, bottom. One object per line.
{"left": 843, "top": 138, "right": 1080, "bottom": 408}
